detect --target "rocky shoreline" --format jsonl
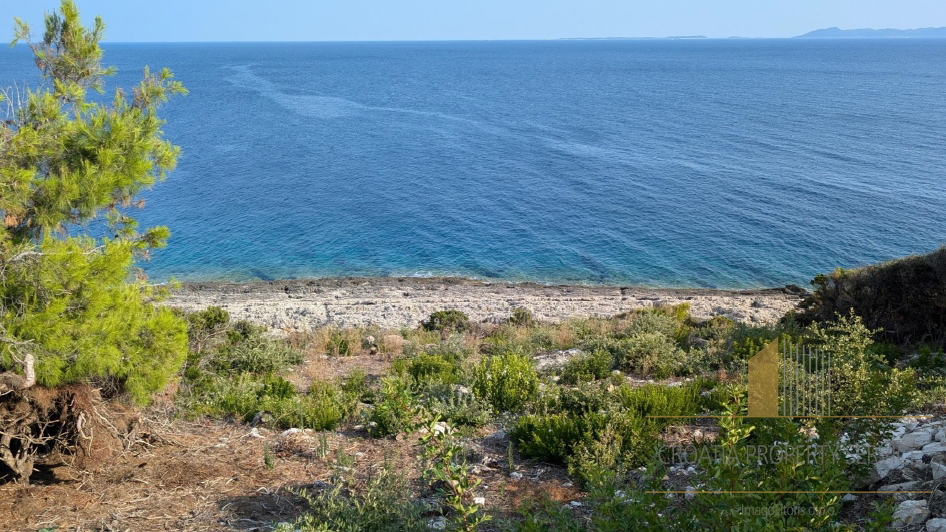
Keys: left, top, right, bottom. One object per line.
{"left": 166, "top": 277, "right": 805, "bottom": 331}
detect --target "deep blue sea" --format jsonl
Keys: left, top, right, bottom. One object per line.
{"left": 4, "top": 40, "right": 946, "bottom": 288}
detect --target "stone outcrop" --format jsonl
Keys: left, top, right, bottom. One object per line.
{"left": 166, "top": 277, "right": 802, "bottom": 331}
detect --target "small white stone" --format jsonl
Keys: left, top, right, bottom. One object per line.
{"left": 922, "top": 442, "right": 946, "bottom": 455}
{"left": 684, "top": 486, "right": 697, "bottom": 500}
{"left": 569, "top": 501, "right": 583, "bottom": 508}
{"left": 870, "top": 456, "right": 903, "bottom": 484}
{"left": 841, "top": 494, "right": 857, "bottom": 502}
{"left": 893, "top": 499, "right": 929, "bottom": 528}
{"left": 248, "top": 428, "right": 265, "bottom": 439}
{"left": 281, "top": 428, "right": 302, "bottom": 437}
{"left": 927, "top": 518, "right": 946, "bottom": 532}
{"left": 896, "top": 431, "right": 933, "bottom": 452}
{"left": 427, "top": 516, "right": 447, "bottom": 530}
{"left": 473, "top": 497, "right": 486, "bottom": 505}
{"left": 902, "top": 451, "right": 925, "bottom": 461}
{"left": 510, "top": 472, "right": 523, "bottom": 480}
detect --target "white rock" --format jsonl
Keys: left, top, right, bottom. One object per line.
{"left": 841, "top": 494, "right": 858, "bottom": 502}
{"left": 932, "top": 459, "right": 946, "bottom": 481}
{"left": 510, "top": 472, "right": 523, "bottom": 480}
{"left": 870, "top": 456, "right": 903, "bottom": 484}
{"left": 927, "top": 518, "right": 946, "bottom": 532}
{"left": 922, "top": 443, "right": 946, "bottom": 455}
{"left": 685, "top": 486, "right": 697, "bottom": 500}
{"left": 427, "top": 516, "right": 447, "bottom": 530}
{"left": 902, "top": 451, "right": 926, "bottom": 461}
{"left": 896, "top": 431, "right": 934, "bottom": 452}
{"left": 474, "top": 497, "right": 485, "bottom": 505}
{"left": 937, "top": 430, "right": 946, "bottom": 442}
{"left": 893, "top": 500, "right": 929, "bottom": 528}
{"left": 281, "top": 428, "right": 303, "bottom": 436}
{"left": 248, "top": 428, "right": 265, "bottom": 439}
{"left": 569, "top": 501, "right": 583, "bottom": 508}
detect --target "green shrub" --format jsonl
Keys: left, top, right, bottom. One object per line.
{"left": 187, "top": 306, "right": 230, "bottom": 335}
{"left": 277, "top": 464, "right": 428, "bottom": 532}
{"left": 421, "top": 310, "right": 471, "bottom": 333}
{"left": 509, "top": 307, "right": 535, "bottom": 326}
{"left": 185, "top": 373, "right": 354, "bottom": 431}
{"left": 622, "top": 311, "right": 680, "bottom": 339}
{"left": 213, "top": 336, "right": 304, "bottom": 375}
{"left": 366, "top": 377, "right": 421, "bottom": 437}
{"left": 798, "top": 247, "right": 946, "bottom": 345}
{"left": 619, "top": 332, "right": 685, "bottom": 378}
{"left": 423, "top": 384, "right": 492, "bottom": 428}
{"left": 395, "top": 353, "right": 463, "bottom": 387}
{"left": 471, "top": 353, "right": 539, "bottom": 412}
{"left": 559, "top": 349, "right": 614, "bottom": 384}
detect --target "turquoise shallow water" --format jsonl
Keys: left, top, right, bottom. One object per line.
{"left": 3, "top": 40, "right": 945, "bottom": 288}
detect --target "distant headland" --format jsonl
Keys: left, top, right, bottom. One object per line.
{"left": 795, "top": 27, "right": 946, "bottom": 39}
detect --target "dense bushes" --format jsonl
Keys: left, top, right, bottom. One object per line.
{"left": 798, "top": 246, "right": 946, "bottom": 346}
{"left": 471, "top": 352, "right": 539, "bottom": 412}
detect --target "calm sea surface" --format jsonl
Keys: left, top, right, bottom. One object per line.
{"left": 4, "top": 40, "right": 945, "bottom": 288}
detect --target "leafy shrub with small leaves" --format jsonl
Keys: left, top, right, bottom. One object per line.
{"left": 394, "top": 354, "right": 463, "bottom": 387}
{"left": 471, "top": 353, "right": 539, "bottom": 412}
{"left": 621, "top": 311, "right": 680, "bottom": 339}
{"left": 276, "top": 462, "right": 428, "bottom": 532}
{"left": 423, "top": 384, "right": 492, "bottom": 428}
{"left": 214, "top": 336, "right": 304, "bottom": 375}
{"left": 366, "top": 377, "right": 422, "bottom": 437}
{"left": 559, "top": 349, "right": 614, "bottom": 384}
{"left": 421, "top": 310, "right": 471, "bottom": 333}
{"left": 619, "top": 332, "right": 686, "bottom": 378}
{"left": 509, "top": 307, "right": 535, "bottom": 326}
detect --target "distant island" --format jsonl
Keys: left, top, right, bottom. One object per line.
{"left": 796, "top": 27, "right": 946, "bottom": 39}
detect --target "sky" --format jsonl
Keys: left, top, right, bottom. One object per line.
{"left": 2, "top": 0, "right": 946, "bottom": 42}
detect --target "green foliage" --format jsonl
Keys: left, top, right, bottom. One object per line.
{"left": 396, "top": 353, "right": 464, "bottom": 387}
{"left": 471, "top": 353, "right": 538, "bottom": 412}
{"left": 512, "top": 382, "right": 699, "bottom": 486}
{"left": 799, "top": 247, "right": 946, "bottom": 345}
{"left": 807, "top": 312, "right": 917, "bottom": 416}
{"left": 423, "top": 384, "right": 492, "bottom": 428}
{"left": 509, "top": 307, "right": 535, "bottom": 327}
{"left": 0, "top": 1, "right": 188, "bottom": 405}
{"left": 212, "top": 336, "right": 304, "bottom": 375}
{"left": 422, "top": 310, "right": 471, "bottom": 333}
{"left": 366, "top": 376, "right": 422, "bottom": 437}
{"left": 419, "top": 419, "right": 491, "bottom": 532}
{"left": 621, "top": 310, "right": 680, "bottom": 339}
{"left": 184, "top": 373, "right": 354, "bottom": 431}
{"left": 619, "top": 332, "right": 686, "bottom": 378}
{"left": 276, "top": 464, "right": 428, "bottom": 532}
{"left": 559, "top": 349, "right": 614, "bottom": 384}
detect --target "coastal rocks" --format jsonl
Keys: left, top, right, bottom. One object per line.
{"left": 166, "top": 278, "right": 802, "bottom": 332}
{"left": 857, "top": 417, "right": 946, "bottom": 529}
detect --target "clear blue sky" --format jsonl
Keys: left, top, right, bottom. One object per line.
{"left": 3, "top": 0, "right": 946, "bottom": 42}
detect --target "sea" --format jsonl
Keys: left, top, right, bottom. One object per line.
{"left": 3, "top": 39, "right": 945, "bottom": 288}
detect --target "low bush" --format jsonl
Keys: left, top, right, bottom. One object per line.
{"left": 619, "top": 332, "right": 686, "bottom": 378}
{"left": 366, "top": 377, "right": 422, "bottom": 437}
{"left": 276, "top": 464, "right": 428, "bottom": 532}
{"left": 471, "top": 352, "right": 539, "bottom": 412}
{"left": 559, "top": 349, "right": 614, "bottom": 384}
{"left": 421, "top": 310, "right": 471, "bottom": 333}
{"left": 509, "top": 307, "right": 536, "bottom": 326}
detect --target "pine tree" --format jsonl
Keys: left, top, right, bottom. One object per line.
{"left": 0, "top": 0, "right": 188, "bottom": 404}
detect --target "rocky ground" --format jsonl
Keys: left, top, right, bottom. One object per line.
{"left": 167, "top": 277, "right": 805, "bottom": 331}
